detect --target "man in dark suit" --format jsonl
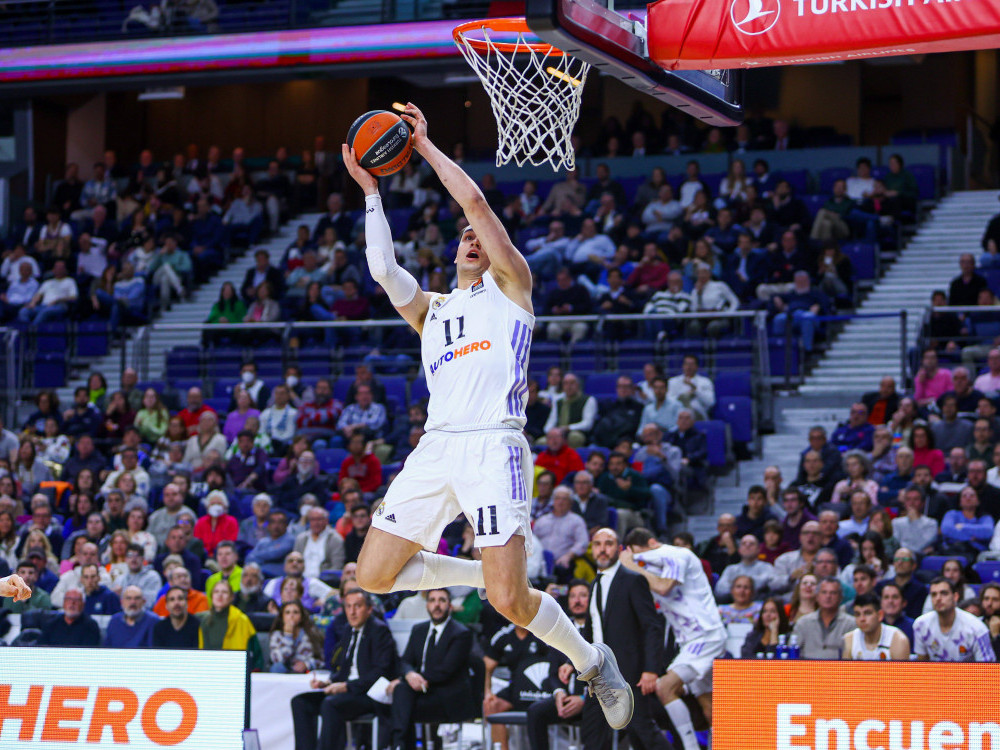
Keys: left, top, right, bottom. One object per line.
{"left": 582, "top": 528, "right": 670, "bottom": 750}
{"left": 291, "top": 590, "right": 397, "bottom": 750}
{"left": 861, "top": 376, "right": 899, "bottom": 427}
{"left": 386, "top": 588, "right": 474, "bottom": 750}
{"left": 241, "top": 249, "right": 285, "bottom": 303}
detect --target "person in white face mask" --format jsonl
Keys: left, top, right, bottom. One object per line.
{"left": 278, "top": 365, "right": 314, "bottom": 409}
{"left": 193, "top": 490, "right": 239, "bottom": 558}
{"left": 230, "top": 361, "right": 271, "bottom": 410}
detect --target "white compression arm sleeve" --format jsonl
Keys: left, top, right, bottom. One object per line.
{"left": 364, "top": 194, "right": 419, "bottom": 307}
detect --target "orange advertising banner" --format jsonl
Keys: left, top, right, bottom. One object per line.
{"left": 715, "top": 660, "right": 1000, "bottom": 750}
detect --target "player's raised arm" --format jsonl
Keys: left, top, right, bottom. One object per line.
{"left": 341, "top": 143, "right": 431, "bottom": 335}
{"left": 401, "top": 103, "right": 532, "bottom": 296}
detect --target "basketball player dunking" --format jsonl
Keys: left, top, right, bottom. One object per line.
{"left": 342, "top": 103, "right": 633, "bottom": 731}
{"left": 0, "top": 574, "right": 30, "bottom": 601}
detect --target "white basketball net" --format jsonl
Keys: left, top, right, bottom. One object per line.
{"left": 455, "top": 24, "right": 590, "bottom": 172}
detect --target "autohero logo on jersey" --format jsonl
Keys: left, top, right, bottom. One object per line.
{"left": 428, "top": 339, "right": 492, "bottom": 375}
{"left": 0, "top": 647, "right": 245, "bottom": 749}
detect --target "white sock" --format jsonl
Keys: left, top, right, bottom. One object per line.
{"left": 387, "top": 551, "right": 485, "bottom": 593}
{"left": 525, "top": 592, "right": 598, "bottom": 673}
{"left": 666, "top": 699, "right": 700, "bottom": 750}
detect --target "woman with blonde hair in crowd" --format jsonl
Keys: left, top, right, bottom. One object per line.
{"left": 788, "top": 572, "right": 819, "bottom": 623}
{"left": 125, "top": 504, "right": 157, "bottom": 561}
{"left": 24, "top": 529, "right": 60, "bottom": 576}
{"left": 102, "top": 530, "right": 131, "bottom": 583}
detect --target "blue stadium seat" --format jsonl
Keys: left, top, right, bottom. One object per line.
{"left": 695, "top": 420, "right": 728, "bottom": 469}
{"left": 410, "top": 378, "right": 429, "bottom": 404}
{"left": 974, "top": 561, "right": 1000, "bottom": 583}
{"left": 984, "top": 269, "right": 1000, "bottom": 297}
{"left": 803, "top": 195, "right": 826, "bottom": 218}
{"left": 34, "top": 353, "right": 65, "bottom": 388}
{"left": 584, "top": 372, "right": 619, "bottom": 400}
{"left": 716, "top": 396, "right": 753, "bottom": 444}
{"left": 77, "top": 321, "right": 109, "bottom": 358}
{"left": 910, "top": 164, "right": 937, "bottom": 201}
{"left": 919, "top": 555, "right": 953, "bottom": 573}
{"left": 205, "top": 397, "right": 229, "bottom": 415}
{"left": 333, "top": 377, "right": 352, "bottom": 402}
{"left": 382, "top": 376, "right": 407, "bottom": 410}
{"left": 841, "top": 242, "right": 877, "bottom": 282}
{"left": 316, "top": 448, "right": 348, "bottom": 474}
{"left": 36, "top": 322, "right": 68, "bottom": 354}
{"left": 714, "top": 371, "right": 752, "bottom": 398}
{"left": 607, "top": 506, "right": 618, "bottom": 531}
{"left": 780, "top": 169, "right": 809, "bottom": 195}
{"left": 702, "top": 172, "right": 725, "bottom": 197}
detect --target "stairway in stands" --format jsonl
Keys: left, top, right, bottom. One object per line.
{"left": 56, "top": 219, "right": 313, "bottom": 401}
{"left": 687, "top": 190, "right": 1000, "bottom": 541}
{"left": 801, "top": 190, "right": 1000, "bottom": 395}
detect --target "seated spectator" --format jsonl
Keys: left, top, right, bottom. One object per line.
{"left": 941, "top": 487, "right": 995, "bottom": 556}
{"left": 523, "top": 379, "right": 551, "bottom": 444}
{"left": 342, "top": 501, "right": 371, "bottom": 565}
{"left": 792, "top": 577, "right": 854, "bottom": 658}
{"left": 290, "top": 590, "right": 395, "bottom": 750}
{"left": 798, "top": 425, "right": 844, "bottom": 483}
{"left": 596, "top": 451, "right": 651, "bottom": 537}
{"left": 153, "top": 565, "right": 209, "bottom": 617}
{"left": 838, "top": 490, "right": 874, "bottom": 540}
{"left": 115, "top": 541, "right": 161, "bottom": 603}
{"left": 17, "top": 260, "right": 78, "bottom": 324}
{"left": 263, "top": 550, "right": 334, "bottom": 613}
{"left": 335, "top": 434, "right": 381, "bottom": 499}
{"left": 100, "top": 447, "right": 151, "bottom": 501}
{"left": 149, "top": 586, "right": 198, "bottom": 648}
{"left": 933, "top": 396, "right": 974, "bottom": 453}
{"left": 0, "top": 259, "right": 40, "bottom": 322}
{"left": 914, "top": 577, "right": 994, "bottom": 661}
{"left": 51, "top": 542, "right": 112, "bottom": 606}
{"left": 792, "top": 450, "right": 836, "bottom": 509}
{"left": 967, "top": 418, "right": 996, "bottom": 467}
{"left": 810, "top": 180, "right": 855, "bottom": 241}
{"left": 770, "top": 271, "right": 831, "bottom": 353}
{"left": 269, "top": 600, "right": 323, "bottom": 673}
{"left": 176, "top": 387, "right": 214, "bottom": 438}
{"left": 907, "top": 424, "right": 945, "bottom": 477}
{"left": 531, "top": 471, "right": 557, "bottom": 519}
{"left": 843, "top": 591, "right": 911, "bottom": 660}
{"left": 667, "top": 355, "right": 715, "bottom": 421}
{"left": 591, "top": 376, "right": 644, "bottom": 449}
{"left": 231, "top": 563, "right": 268, "bottom": 614}
{"left": 229, "top": 362, "right": 271, "bottom": 413}
{"left": 569, "top": 471, "right": 609, "bottom": 536}
{"left": 296, "top": 378, "right": 343, "bottom": 444}
{"left": 199, "top": 579, "right": 257, "bottom": 651}
{"left": 79, "top": 563, "right": 121, "bottom": 616}
{"left": 718, "top": 575, "right": 762, "bottom": 626}
{"left": 39, "top": 587, "right": 101, "bottom": 647}
{"left": 760, "top": 520, "right": 789, "bottom": 564}
{"left": 736, "top": 485, "right": 780, "bottom": 540}
{"left": 238, "top": 493, "right": 272, "bottom": 550}
{"left": 643, "top": 270, "right": 691, "bottom": 341}
{"left": 686, "top": 262, "right": 739, "bottom": 338}
{"left": 224, "top": 430, "right": 268, "bottom": 493}
{"left": 337, "top": 385, "right": 387, "bottom": 441}
{"left": 148, "top": 235, "right": 192, "bottom": 310}
{"left": 259, "top": 384, "right": 298, "bottom": 455}
{"left": 696, "top": 513, "right": 740, "bottom": 575}
{"left": 535, "top": 429, "right": 584, "bottom": 484}
{"left": 740, "top": 597, "right": 791, "bottom": 658}
{"left": 817, "top": 511, "right": 855, "bottom": 568}
{"left": 862, "top": 377, "right": 898, "bottom": 427}
{"left": 831, "top": 403, "right": 875, "bottom": 452}
{"left": 773, "top": 521, "right": 823, "bottom": 592}
{"left": 544, "top": 267, "right": 592, "bottom": 344}
{"left": 246, "top": 509, "right": 296, "bottom": 578}
{"left": 61, "top": 388, "right": 103, "bottom": 439}
{"left": 154, "top": 525, "right": 204, "bottom": 587}
{"left": 717, "top": 535, "right": 777, "bottom": 601}
{"left": 192, "top": 490, "right": 239, "bottom": 558}
{"left": 966, "top": 460, "right": 1000, "bottom": 518}
{"left": 294, "top": 506, "right": 346, "bottom": 577}
{"left": 148, "top": 482, "right": 197, "bottom": 547}
{"left": 939, "top": 367, "right": 983, "bottom": 418}
{"left": 542, "top": 373, "right": 598, "bottom": 448}
{"left": 637, "top": 376, "right": 682, "bottom": 435}
{"left": 830, "top": 450, "right": 879, "bottom": 509}
{"left": 666, "top": 409, "right": 708, "bottom": 490}
{"left": 633, "top": 423, "right": 680, "bottom": 533}
{"left": 533, "top": 487, "right": 589, "bottom": 582}
{"left": 105, "top": 585, "right": 158, "bottom": 648}
{"left": 182, "top": 411, "right": 228, "bottom": 475}
{"left": 17, "top": 496, "right": 63, "bottom": 554}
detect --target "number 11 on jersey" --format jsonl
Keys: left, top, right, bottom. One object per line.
{"left": 443, "top": 316, "right": 465, "bottom": 347}
{"left": 477, "top": 505, "right": 498, "bottom": 536}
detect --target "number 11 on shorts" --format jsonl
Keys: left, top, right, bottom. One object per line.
{"left": 477, "top": 505, "right": 498, "bottom": 536}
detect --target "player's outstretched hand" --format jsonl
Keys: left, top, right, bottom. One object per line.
{"left": 0, "top": 574, "right": 31, "bottom": 602}
{"left": 341, "top": 144, "right": 379, "bottom": 196}
{"left": 400, "top": 103, "right": 428, "bottom": 150}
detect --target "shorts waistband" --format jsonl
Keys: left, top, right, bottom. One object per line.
{"left": 427, "top": 423, "right": 521, "bottom": 434}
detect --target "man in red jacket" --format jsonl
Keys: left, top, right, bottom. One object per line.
{"left": 536, "top": 428, "right": 584, "bottom": 484}
{"left": 338, "top": 431, "right": 383, "bottom": 496}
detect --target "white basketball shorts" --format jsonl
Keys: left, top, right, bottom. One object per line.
{"left": 668, "top": 631, "right": 727, "bottom": 696}
{"left": 370, "top": 428, "right": 532, "bottom": 551}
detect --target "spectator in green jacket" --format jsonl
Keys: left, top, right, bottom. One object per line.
{"left": 596, "top": 451, "right": 650, "bottom": 537}
{"left": 883, "top": 153, "right": 919, "bottom": 213}
{"left": 204, "top": 281, "right": 247, "bottom": 346}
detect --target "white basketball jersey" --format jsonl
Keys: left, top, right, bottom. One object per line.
{"left": 913, "top": 608, "right": 996, "bottom": 662}
{"left": 634, "top": 544, "right": 725, "bottom": 644}
{"left": 421, "top": 271, "right": 535, "bottom": 432}
{"left": 849, "top": 624, "right": 900, "bottom": 661}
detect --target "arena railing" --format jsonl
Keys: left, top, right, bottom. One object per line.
{"left": 121, "top": 309, "right": 772, "bottom": 441}
{"left": 915, "top": 303, "right": 1000, "bottom": 369}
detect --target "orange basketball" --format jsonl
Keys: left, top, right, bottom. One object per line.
{"left": 347, "top": 110, "right": 413, "bottom": 177}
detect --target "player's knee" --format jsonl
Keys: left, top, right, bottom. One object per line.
{"left": 487, "top": 588, "right": 532, "bottom": 625}
{"left": 355, "top": 562, "right": 392, "bottom": 594}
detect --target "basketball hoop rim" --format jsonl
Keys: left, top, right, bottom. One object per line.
{"left": 452, "top": 17, "right": 566, "bottom": 56}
